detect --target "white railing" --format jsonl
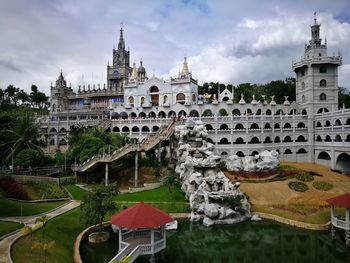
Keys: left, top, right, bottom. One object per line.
{"left": 109, "top": 244, "right": 131, "bottom": 263}
{"left": 331, "top": 216, "right": 350, "bottom": 230}
{"left": 153, "top": 239, "right": 165, "bottom": 252}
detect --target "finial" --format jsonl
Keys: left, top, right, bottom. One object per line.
{"left": 314, "top": 11, "right": 317, "bottom": 24}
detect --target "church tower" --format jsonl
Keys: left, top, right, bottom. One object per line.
{"left": 50, "top": 71, "right": 73, "bottom": 113}
{"left": 293, "top": 14, "right": 342, "bottom": 116}
{"left": 107, "top": 26, "right": 131, "bottom": 94}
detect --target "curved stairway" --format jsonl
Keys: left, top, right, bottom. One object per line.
{"left": 72, "top": 120, "right": 176, "bottom": 172}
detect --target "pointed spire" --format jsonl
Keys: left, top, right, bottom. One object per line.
{"left": 118, "top": 24, "right": 125, "bottom": 50}
{"left": 181, "top": 57, "right": 189, "bottom": 77}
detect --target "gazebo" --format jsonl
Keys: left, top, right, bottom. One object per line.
{"left": 326, "top": 193, "right": 350, "bottom": 246}
{"left": 109, "top": 202, "right": 174, "bottom": 262}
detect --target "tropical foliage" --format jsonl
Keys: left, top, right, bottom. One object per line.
{"left": 80, "top": 184, "right": 118, "bottom": 232}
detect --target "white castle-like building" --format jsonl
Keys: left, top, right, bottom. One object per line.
{"left": 40, "top": 17, "right": 350, "bottom": 174}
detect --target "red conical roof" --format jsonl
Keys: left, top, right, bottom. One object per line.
{"left": 326, "top": 193, "right": 350, "bottom": 208}
{"left": 110, "top": 202, "right": 173, "bottom": 229}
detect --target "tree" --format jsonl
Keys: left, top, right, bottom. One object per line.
{"left": 0, "top": 112, "right": 41, "bottom": 161}
{"left": 80, "top": 185, "right": 118, "bottom": 232}
{"left": 30, "top": 85, "right": 48, "bottom": 109}
{"left": 22, "top": 226, "right": 35, "bottom": 254}
{"left": 35, "top": 215, "right": 50, "bottom": 262}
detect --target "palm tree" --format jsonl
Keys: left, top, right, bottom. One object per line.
{"left": 0, "top": 112, "right": 41, "bottom": 161}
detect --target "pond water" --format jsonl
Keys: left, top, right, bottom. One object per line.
{"left": 80, "top": 220, "right": 350, "bottom": 263}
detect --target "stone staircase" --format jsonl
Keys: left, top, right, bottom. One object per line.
{"left": 98, "top": 119, "right": 112, "bottom": 131}
{"left": 72, "top": 120, "right": 176, "bottom": 172}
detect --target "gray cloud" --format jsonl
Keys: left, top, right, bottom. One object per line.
{"left": 0, "top": 0, "right": 349, "bottom": 94}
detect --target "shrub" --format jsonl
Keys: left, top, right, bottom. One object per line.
{"left": 218, "top": 161, "right": 227, "bottom": 172}
{"left": 24, "top": 181, "right": 65, "bottom": 199}
{"left": 312, "top": 181, "right": 333, "bottom": 191}
{"left": 0, "top": 176, "right": 29, "bottom": 200}
{"left": 295, "top": 172, "right": 314, "bottom": 182}
{"left": 288, "top": 181, "right": 309, "bottom": 192}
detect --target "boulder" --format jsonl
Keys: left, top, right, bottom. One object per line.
{"left": 204, "top": 203, "right": 219, "bottom": 218}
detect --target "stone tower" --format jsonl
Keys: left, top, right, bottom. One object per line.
{"left": 107, "top": 26, "right": 131, "bottom": 93}
{"left": 293, "top": 14, "right": 342, "bottom": 116}
{"left": 50, "top": 71, "right": 73, "bottom": 113}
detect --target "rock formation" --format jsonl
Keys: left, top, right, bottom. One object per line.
{"left": 226, "top": 150, "right": 279, "bottom": 172}
{"left": 174, "top": 119, "right": 251, "bottom": 226}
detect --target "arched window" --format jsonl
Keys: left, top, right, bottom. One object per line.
{"left": 52, "top": 104, "right": 56, "bottom": 112}
{"left": 316, "top": 121, "right": 322, "bottom": 127}
{"left": 317, "top": 108, "right": 329, "bottom": 114}
{"left": 275, "top": 109, "right": 284, "bottom": 115}
{"left": 219, "top": 109, "right": 228, "bottom": 116}
{"left": 296, "top": 135, "right": 307, "bottom": 142}
{"left": 132, "top": 126, "right": 139, "bottom": 132}
{"left": 297, "top": 148, "right": 307, "bottom": 154}
{"left": 301, "top": 109, "right": 307, "bottom": 115}
{"left": 235, "top": 123, "right": 244, "bottom": 130}
{"left": 346, "top": 134, "right": 350, "bottom": 142}
{"left": 139, "top": 112, "right": 146, "bottom": 119}
{"left": 220, "top": 124, "right": 229, "bottom": 130}
{"left": 302, "top": 95, "right": 306, "bottom": 103}
{"left": 283, "top": 123, "right": 292, "bottom": 129}
{"left": 264, "top": 123, "right": 271, "bottom": 129}
{"left": 266, "top": 109, "right": 272, "bottom": 115}
{"left": 274, "top": 123, "right": 280, "bottom": 129}
{"left": 251, "top": 151, "right": 259, "bottom": 156}
{"left": 219, "top": 138, "right": 230, "bottom": 144}
{"left": 176, "top": 93, "right": 186, "bottom": 104}
{"left": 202, "top": 109, "right": 213, "bottom": 117}
{"left": 163, "top": 95, "right": 168, "bottom": 104}
{"left": 315, "top": 135, "right": 322, "bottom": 141}
{"left": 148, "top": 112, "right": 156, "bottom": 119}
{"left": 192, "top": 94, "right": 196, "bottom": 102}
{"left": 320, "top": 93, "right": 326, "bottom": 101}
{"left": 113, "top": 126, "right": 120, "bottom": 133}
{"left": 250, "top": 123, "right": 259, "bottom": 129}
{"left": 142, "top": 126, "right": 150, "bottom": 132}
{"left": 274, "top": 136, "right": 281, "bottom": 143}
{"left": 190, "top": 110, "right": 199, "bottom": 117}
{"left": 335, "top": 135, "right": 342, "bottom": 142}
{"left": 249, "top": 137, "right": 260, "bottom": 144}
{"left": 256, "top": 109, "right": 262, "bottom": 115}
{"left": 264, "top": 137, "right": 272, "bottom": 143}
{"left": 158, "top": 111, "right": 166, "bottom": 118}
{"left": 325, "top": 135, "right": 332, "bottom": 142}
{"left": 122, "top": 126, "right": 129, "bottom": 132}
{"left": 235, "top": 137, "right": 245, "bottom": 144}
{"left": 320, "top": 79, "right": 327, "bottom": 87}
{"left": 334, "top": 119, "right": 342, "bottom": 126}
{"left": 325, "top": 120, "right": 331, "bottom": 127}
{"left": 297, "top": 122, "right": 306, "bottom": 128}
{"left": 168, "top": 111, "right": 176, "bottom": 118}
{"left": 128, "top": 96, "right": 134, "bottom": 104}
{"left": 130, "top": 112, "right": 137, "bottom": 119}
{"left": 149, "top": 86, "right": 159, "bottom": 93}
{"left": 205, "top": 124, "right": 213, "bottom": 131}
{"left": 152, "top": 126, "right": 159, "bottom": 132}
{"left": 178, "top": 110, "right": 186, "bottom": 117}
{"left": 232, "top": 109, "right": 241, "bottom": 116}
{"left": 236, "top": 151, "right": 245, "bottom": 157}
{"left": 284, "top": 149, "right": 292, "bottom": 154}
{"left": 283, "top": 136, "right": 292, "bottom": 142}
{"left": 319, "top": 66, "right": 327, "bottom": 73}
{"left": 301, "top": 82, "right": 305, "bottom": 89}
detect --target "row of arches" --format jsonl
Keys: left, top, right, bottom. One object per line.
{"left": 216, "top": 135, "right": 308, "bottom": 145}
{"left": 316, "top": 118, "right": 350, "bottom": 127}
{"left": 315, "top": 134, "right": 350, "bottom": 142}
{"left": 205, "top": 122, "right": 307, "bottom": 131}
{"left": 111, "top": 108, "right": 308, "bottom": 120}
{"left": 220, "top": 148, "right": 308, "bottom": 157}
{"left": 112, "top": 125, "right": 160, "bottom": 133}
{"left": 316, "top": 152, "right": 350, "bottom": 174}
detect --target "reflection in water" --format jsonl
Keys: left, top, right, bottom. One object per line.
{"left": 80, "top": 220, "right": 350, "bottom": 263}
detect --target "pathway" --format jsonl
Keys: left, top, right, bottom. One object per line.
{"left": 0, "top": 200, "right": 80, "bottom": 263}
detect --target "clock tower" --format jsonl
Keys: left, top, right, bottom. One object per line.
{"left": 107, "top": 26, "right": 131, "bottom": 94}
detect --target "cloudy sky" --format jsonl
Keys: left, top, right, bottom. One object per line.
{"left": 1, "top": 0, "right": 350, "bottom": 95}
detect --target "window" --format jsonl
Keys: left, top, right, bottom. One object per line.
{"left": 302, "top": 95, "right": 306, "bottom": 103}
{"left": 320, "top": 79, "right": 327, "bottom": 87}
{"left": 149, "top": 86, "right": 159, "bottom": 93}
{"left": 301, "top": 82, "right": 305, "bottom": 89}
{"left": 320, "top": 66, "right": 327, "bottom": 73}
{"left": 320, "top": 93, "right": 326, "bottom": 101}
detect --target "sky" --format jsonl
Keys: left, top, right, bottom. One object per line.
{"left": 1, "top": 0, "right": 350, "bottom": 95}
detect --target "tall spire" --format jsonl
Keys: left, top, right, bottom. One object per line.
{"left": 118, "top": 24, "right": 125, "bottom": 50}
{"left": 181, "top": 57, "right": 190, "bottom": 77}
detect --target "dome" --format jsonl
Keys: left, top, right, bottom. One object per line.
{"left": 137, "top": 59, "right": 146, "bottom": 74}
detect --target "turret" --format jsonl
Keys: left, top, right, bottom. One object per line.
{"left": 118, "top": 26, "right": 125, "bottom": 50}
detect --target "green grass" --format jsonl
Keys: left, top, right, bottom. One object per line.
{"left": 12, "top": 207, "right": 85, "bottom": 263}
{"left": 0, "top": 221, "right": 23, "bottom": 237}
{"left": 0, "top": 199, "right": 67, "bottom": 217}
{"left": 312, "top": 181, "right": 333, "bottom": 191}
{"left": 115, "top": 201, "right": 190, "bottom": 213}
{"left": 65, "top": 185, "right": 88, "bottom": 200}
{"left": 114, "top": 186, "right": 187, "bottom": 203}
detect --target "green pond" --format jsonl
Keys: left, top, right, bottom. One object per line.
{"left": 80, "top": 220, "right": 350, "bottom": 263}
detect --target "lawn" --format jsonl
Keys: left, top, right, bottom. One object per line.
{"left": 65, "top": 185, "right": 88, "bottom": 200}
{"left": 12, "top": 208, "right": 85, "bottom": 263}
{"left": 0, "top": 221, "right": 23, "bottom": 237}
{"left": 114, "top": 186, "right": 189, "bottom": 213}
{"left": 114, "top": 186, "right": 186, "bottom": 202}
{"left": 0, "top": 199, "right": 67, "bottom": 217}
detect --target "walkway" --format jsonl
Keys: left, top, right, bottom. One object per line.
{"left": 0, "top": 200, "right": 80, "bottom": 263}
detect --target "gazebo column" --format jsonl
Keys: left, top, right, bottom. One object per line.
{"left": 346, "top": 208, "right": 350, "bottom": 246}
{"left": 151, "top": 228, "right": 154, "bottom": 254}
{"left": 135, "top": 150, "right": 139, "bottom": 188}
{"left": 118, "top": 228, "right": 122, "bottom": 251}
{"left": 163, "top": 226, "right": 166, "bottom": 248}
{"left": 331, "top": 205, "right": 336, "bottom": 239}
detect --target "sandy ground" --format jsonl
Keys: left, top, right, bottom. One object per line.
{"left": 240, "top": 162, "right": 350, "bottom": 207}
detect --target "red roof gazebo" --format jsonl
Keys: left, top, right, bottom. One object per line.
{"left": 326, "top": 193, "right": 350, "bottom": 247}
{"left": 109, "top": 202, "right": 174, "bottom": 262}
